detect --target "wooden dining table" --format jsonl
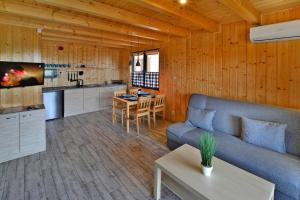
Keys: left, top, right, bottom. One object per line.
{"left": 112, "top": 94, "right": 154, "bottom": 133}
{"left": 112, "top": 96, "right": 138, "bottom": 133}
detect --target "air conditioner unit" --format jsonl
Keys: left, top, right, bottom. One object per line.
{"left": 250, "top": 19, "right": 300, "bottom": 43}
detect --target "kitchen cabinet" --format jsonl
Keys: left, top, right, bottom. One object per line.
{"left": 0, "top": 108, "right": 46, "bottom": 164}
{"left": 64, "top": 88, "right": 84, "bottom": 117}
{"left": 99, "top": 86, "right": 114, "bottom": 108}
{"left": 84, "top": 87, "right": 101, "bottom": 113}
{"left": 0, "top": 113, "right": 20, "bottom": 159}
{"left": 100, "top": 85, "right": 127, "bottom": 109}
{"left": 63, "top": 85, "right": 126, "bottom": 117}
{"left": 20, "top": 109, "right": 46, "bottom": 153}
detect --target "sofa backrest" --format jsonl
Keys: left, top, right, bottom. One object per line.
{"left": 188, "top": 94, "right": 300, "bottom": 156}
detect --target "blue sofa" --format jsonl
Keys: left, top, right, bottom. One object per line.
{"left": 167, "top": 94, "right": 300, "bottom": 200}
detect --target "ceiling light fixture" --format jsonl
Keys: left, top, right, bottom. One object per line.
{"left": 179, "top": 0, "right": 187, "bottom": 5}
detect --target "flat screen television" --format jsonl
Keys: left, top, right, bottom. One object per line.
{"left": 0, "top": 61, "right": 44, "bottom": 89}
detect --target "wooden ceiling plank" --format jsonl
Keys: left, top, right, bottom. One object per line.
{"left": 130, "top": 0, "right": 219, "bottom": 32}
{"left": 0, "top": 13, "right": 155, "bottom": 45}
{"left": 0, "top": 0, "right": 168, "bottom": 41}
{"left": 218, "top": 0, "right": 261, "bottom": 24}
{"left": 41, "top": 31, "right": 136, "bottom": 47}
{"left": 34, "top": 0, "right": 189, "bottom": 36}
{"left": 42, "top": 36, "right": 128, "bottom": 49}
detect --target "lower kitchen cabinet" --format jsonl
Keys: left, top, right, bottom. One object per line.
{"left": 84, "top": 87, "right": 101, "bottom": 113}
{"left": 99, "top": 86, "right": 115, "bottom": 108}
{"left": 64, "top": 85, "right": 127, "bottom": 117}
{"left": 0, "top": 108, "right": 46, "bottom": 164}
{"left": 0, "top": 113, "right": 20, "bottom": 159}
{"left": 20, "top": 109, "right": 46, "bottom": 153}
{"left": 64, "top": 88, "right": 84, "bottom": 117}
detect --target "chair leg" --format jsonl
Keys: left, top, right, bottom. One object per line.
{"left": 121, "top": 110, "right": 124, "bottom": 125}
{"left": 136, "top": 116, "right": 140, "bottom": 136}
{"left": 153, "top": 112, "right": 156, "bottom": 128}
{"left": 163, "top": 109, "right": 166, "bottom": 120}
{"left": 148, "top": 113, "right": 151, "bottom": 128}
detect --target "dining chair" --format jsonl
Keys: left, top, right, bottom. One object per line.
{"left": 150, "top": 94, "right": 166, "bottom": 127}
{"left": 129, "top": 88, "right": 140, "bottom": 95}
{"left": 112, "top": 89, "right": 127, "bottom": 125}
{"left": 129, "top": 97, "right": 152, "bottom": 135}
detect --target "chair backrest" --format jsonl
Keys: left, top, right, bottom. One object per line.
{"left": 153, "top": 94, "right": 165, "bottom": 108}
{"left": 137, "top": 97, "right": 152, "bottom": 113}
{"left": 129, "top": 88, "right": 139, "bottom": 95}
{"left": 114, "top": 89, "right": 126, "bottom": 97}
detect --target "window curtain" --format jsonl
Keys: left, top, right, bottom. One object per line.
{"left": 144, "top": 72, "right": 159, "bottom": 89}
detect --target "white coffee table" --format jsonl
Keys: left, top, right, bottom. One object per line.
{"left": 154, "top": 144, "right": 275, "bottom": 200}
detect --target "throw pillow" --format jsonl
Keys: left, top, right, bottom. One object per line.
{"left": 241, "top": 117, "right": 287, "bottom": 153}
{"left": 187, "top": 107, "right": 216, "bottom": 131}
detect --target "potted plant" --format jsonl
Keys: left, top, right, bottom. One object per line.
{"left": 198, "top": 132, "right": 216, "bottom": 176}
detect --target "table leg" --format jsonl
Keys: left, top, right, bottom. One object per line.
{"left": 270, "top": 190, "right": 274, "bottom": 200}
{"left": 126, "top": 103, "right": 130, "bottom": 133}
{"left": 112, "top": 99, "right": 115, "bottom": 124}
{"left": 154, "top": 166, "right": 161, "bottom": 200}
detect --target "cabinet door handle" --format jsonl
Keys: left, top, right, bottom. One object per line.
{"left": 6, "top": 117, "right": 16, "bottom": 120}
{"left": 22, "top": 114, "right": 32, "bottom": 118}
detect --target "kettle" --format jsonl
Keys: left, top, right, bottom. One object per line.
{"left": 76, "top": 79, "right": 84, "bottom": 87}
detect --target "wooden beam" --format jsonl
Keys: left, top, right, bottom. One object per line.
{"left": 35, "top": 0, "right": 189, "bottom": 37}
{"left": 41, "top": 31, "right": 136, "bottom": 47}
{"left": 0, "top": 13, "right": 156, "bottom": 45}
{"left": 129, "top": 0, "right": 219, "bottom": 32}
{"left": 218, "top": 0, "right": 260, "bottom": 24}
{"left": 42, "top": 36, "right": 128, "bottom": 49}
{"left": 0, "top": 0, "right": 168, "bottom": 41}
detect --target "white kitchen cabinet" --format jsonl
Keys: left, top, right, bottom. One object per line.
{"left": 63, "top": 85, "right": 126, "bottom": 116}
{"left": 0, "top": 108, "right": 46, "bottom": 164}
{"left": 84, "top": 87, "right": 101, "bottom": 113}
{"left": 0, "top": 113, "right": 20, "bottom": 159}
{"left": 64, "top": 88, "right": 84, "bottom": 117}
{"left": 99, "top": 85, "right": 127, "bottom": 109}
{"left": 99, "top": 86, "right": 114, "bottom": 108}
{"left": 20, "top": 109, "right": 46, "bottom": 153}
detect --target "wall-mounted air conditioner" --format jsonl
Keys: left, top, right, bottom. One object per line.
{"left": 250, "top": 19, "right": 300, "bottom": 43}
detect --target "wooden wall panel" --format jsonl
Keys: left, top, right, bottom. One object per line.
{"left": 0, "top": 24, "right": 41, "bottom": 108}
{"left": 0, "top": 24, "right": 128, "bottom": 108}
{"left": 42, "top": 41, "right": 126, "bottom": 87}
{"left": 154, "top": 7, "right": 300, "bottom": 121}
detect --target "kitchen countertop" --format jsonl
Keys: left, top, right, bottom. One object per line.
{"left": 0, "top": 104, "right": 45, "bottom": 115}
{"left": 42, "top": 83, "right": 127, "bottom": 92}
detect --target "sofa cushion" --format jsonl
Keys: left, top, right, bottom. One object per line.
{"left": 241, "top": 117, "right": 287, "bottom": 153}
{"left": 187, "top": 94, "right": 300, "bottom": 156}
{"left": 167, "top": 122, "right": 196, "bottom": 144}
{"left": 180, "top": 128, "right": 208, "bottom": 147}
{"left": 188, "top": 94, "right": 208, "bottom": 109}
{"left": 187, "top": 107, "right": 216, "bottom": 131}
{"left": 214, "top": 132, "right": 300, "bottom": 200}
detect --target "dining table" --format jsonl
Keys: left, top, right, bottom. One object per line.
{"left": 112, "top": 93, "right": 153, "bottom": 133}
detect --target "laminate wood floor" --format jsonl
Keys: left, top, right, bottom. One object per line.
{"left": 0, "top": 109, "right": 180, "bottom": 200}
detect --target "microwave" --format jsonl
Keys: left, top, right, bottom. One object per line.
{"left": 44, "top": 69, "right": 58, "bottom": 79}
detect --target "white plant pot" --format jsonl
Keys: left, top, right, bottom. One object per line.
{"left": 202, "top": 165, "right": 213, "bottom": 176}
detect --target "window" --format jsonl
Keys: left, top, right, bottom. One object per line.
{"left": 146, "top": 51, "right": 159, "bottom": 72}
{"left": 131, "top": 49, "right": 159, "bottom": 90}
{"left": 133, "top": 54, "right": 144, "bottom": 72}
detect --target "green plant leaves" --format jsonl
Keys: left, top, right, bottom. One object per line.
{"left": 198, "top": 132, "right": 216, "bottom": 167}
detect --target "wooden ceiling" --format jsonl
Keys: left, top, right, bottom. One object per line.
{"left": 0, "top": 0, "right": 299, "bottom": 49}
